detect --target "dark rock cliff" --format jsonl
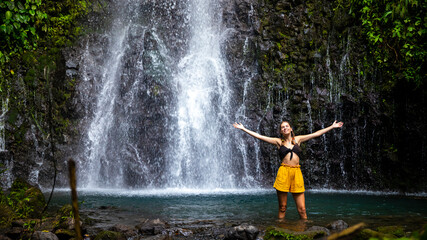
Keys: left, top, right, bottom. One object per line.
{"left": 1, "top": 0, "right": 425, "bottom": 193}
{"left": 226, "top": 0, "right": 426, "bottom": 192}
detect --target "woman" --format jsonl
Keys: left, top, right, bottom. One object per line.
{"left": 233, "top": 120, "right": 343, "bottom": 219}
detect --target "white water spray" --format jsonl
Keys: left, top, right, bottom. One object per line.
{"left": 167, "top": 0, "right": 235, "bottom": 188}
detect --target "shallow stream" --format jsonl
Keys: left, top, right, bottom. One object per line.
{"left": 48, "top": 188, "right": 427, "bottom": 231}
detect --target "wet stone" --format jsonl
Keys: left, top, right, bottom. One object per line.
{"left": 307, "top": 225, "right": 330, "bottom": 236}
{"left": 108, "top": 224, "right": 138, "bottom": 238}
{"left": 327, "top": 220, "right": 349, "bottom": 231}
{"left": 226, "top": 223, "right": 259, "bottom": 240}
{"left": 32, "top": 231, "right": 59, "bottom": 240}
{"left": 136, "top": 219, "right": 166, "bottom": 236}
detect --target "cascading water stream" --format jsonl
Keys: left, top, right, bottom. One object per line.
{"left": 75, "top": 0, "right": 263, "bottom": 190}
{"left": 77, "top": 0, "right": 144, "bottom": 188}
{"left": 85, "top": 25, "right": 130, "bottom": 188}
{"left": 166, "top": 0, "right": 235, "bottom": 188}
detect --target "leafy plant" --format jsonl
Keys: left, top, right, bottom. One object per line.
{"left": 348, "top": 0, "right": 427, "bottom": 86}
{"left": 0, "top": 0, "right": 94, "bottom": 159}
{"left": 0, "top": 0, "right": 47, "bottom": 63}
{"left": 23, "top": 219, "right": 36, "bottom": 232}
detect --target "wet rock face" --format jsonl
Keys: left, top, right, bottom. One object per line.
{"left": 224, "top": 0, "right": 427, "bottom": 191}
{"left": 6, "top": 0, "right": 424, "bottom": 192}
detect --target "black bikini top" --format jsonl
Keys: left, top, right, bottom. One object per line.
{"left": 279, "top": 143, "right": 302, "bottom": 160}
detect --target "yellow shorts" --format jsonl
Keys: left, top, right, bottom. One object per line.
{"left": 273, "top": 164, "right": 305, "bottom": 193}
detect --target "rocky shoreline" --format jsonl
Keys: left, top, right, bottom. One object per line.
{"left": 1, "top": 179, "right": 426, "bottom": 240}
{"left": 1, "top": 204, "right": 426, "bottom": 240}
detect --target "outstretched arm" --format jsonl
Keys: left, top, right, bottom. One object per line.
{"left": 295, "top": 121, "right": 343, "bottom": 144}
{"left": 233, "top": 122, "right": 281, "bottom": 146}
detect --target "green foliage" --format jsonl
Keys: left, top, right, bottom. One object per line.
{"left": 0, "top": 179, "right": 46, "bottom": 225}
{"left": 41, "top": 0, "right": 90, "bottom": 47}
{"left": 0, "top": 0, "right": 47, "bottom": 63}
{"left": 23, "top": 219, "right": 36, "bottom": 232}
{"left": 0, "top": 0, "right": 93, "bottom": 152}
{"left": 264, "top": 227, "right": 313, "bottom": 240}
{"left": 348, "top": 0, "right": 427, "bottom": 86}
{"left": 0, "top": 203, "right": 15, "bottom": 227}
{"left": 0, "top": 180, "right": 32, "bottom": 219}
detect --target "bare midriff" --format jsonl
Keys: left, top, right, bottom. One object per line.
{"left": 281, "top": 155, "right": 300, "bottom": 166}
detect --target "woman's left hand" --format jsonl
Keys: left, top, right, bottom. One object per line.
{"left": 332, "top": 120, "right": 344, "bottom": 128}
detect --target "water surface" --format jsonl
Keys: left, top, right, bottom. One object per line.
{"left": 49, "top": 188, "right": 427, "bottom": 230}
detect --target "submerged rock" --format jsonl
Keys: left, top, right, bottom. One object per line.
{"left": 327, "top": 220, "right": 349, "bottom": 231}
{"left": 225, "top": 223, "right": 259, "bottom": 240}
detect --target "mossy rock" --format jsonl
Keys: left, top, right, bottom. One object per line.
{"left": 57, "top": 204, "right": 73, "bottom": 217}
{"left": 264, "top": 226, "right": 327, "bottom": 240}
{"left": 9, "top": 178, "right": 46, "bottom": 219}
{"left": 35, "top": 217, "right": 58, "bottom": 232}
{"left": 10, "top": 178, "right": 33, "bottom": 192}
{"left": 94, "top": 230, "right": 125, "bottom": 240}
{"left": 25, "top": 186, "right": 46, "bottom": 218}
{"left": 55, "top": 228, "right": 76, "bottom": 240}
{"left": 377, "top": 226, "right": 405, "bottom": 238}
{"left": 0, "top": 204, "right": 15, "bottom": 228}
{"left": 357, "top": 228, "right": 396, "bottom": 240}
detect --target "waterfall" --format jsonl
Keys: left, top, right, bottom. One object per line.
{"left": 75, "top": 0, "right": 254, "bottom": 189}
{"left": 166, "top": 0, "right": 235, "bottom": 188}
{"left": 77, "top": 0, "right": 147, "bottom": 188}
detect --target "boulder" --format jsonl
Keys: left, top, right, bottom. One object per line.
{"left": 109, "top": 224, "right": 138, "bottom": 238}
{"left": 136, "top": 219, "right": 166, "bottom": 235}
{"left": 54, "top": 229, "right": 76, "bottom": 240}
{"left": 5, "top": 227, "right": 23, "bottom": 239}
{"left": 225, "top": 223, "right": 259, "bottom": 240}
{"left": 9, "top": 178, "right": 46, "bottom": 219}
{"left": 307, "top": 225, "right": 330, "bottom": 236}
{"left": 327, "top": 220, "right": 349, "bottom": 231}
{"left": 32, "top": 231, "right": 59, "bottom": 240}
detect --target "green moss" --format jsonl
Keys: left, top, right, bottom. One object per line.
{"left": 357, "top": 229, "right": 397, "bottom": 240}
{"left": 264, "top": 227, "right": 327, "bottom": 240}
{"left": 0, "top": 204, "right": 15, "bottom": 228}
{"left": 55, "top": 229, "right": 77, "bottom": 239}
{"left": 377, "top": 226, "right": 405, "bottom": 238}
{"left": 7, "top": 178, "right": 46, "bottom": 219}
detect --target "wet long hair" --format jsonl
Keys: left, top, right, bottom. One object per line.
{"left": 279, "top": 121, "right": 296, "bottom": 145}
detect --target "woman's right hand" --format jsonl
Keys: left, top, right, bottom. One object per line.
{"left": 233, "top": 122, "right": 245, "bottom": 130}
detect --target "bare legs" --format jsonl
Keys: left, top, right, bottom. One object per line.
{"left": 292, "top": 192, "right": 307, "bottom": 219}
{"left": 276, "top": 190, "right": 307, "bottom": 219}
{"left": 276, "top": 190, "right": 288, "bottom": 219}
